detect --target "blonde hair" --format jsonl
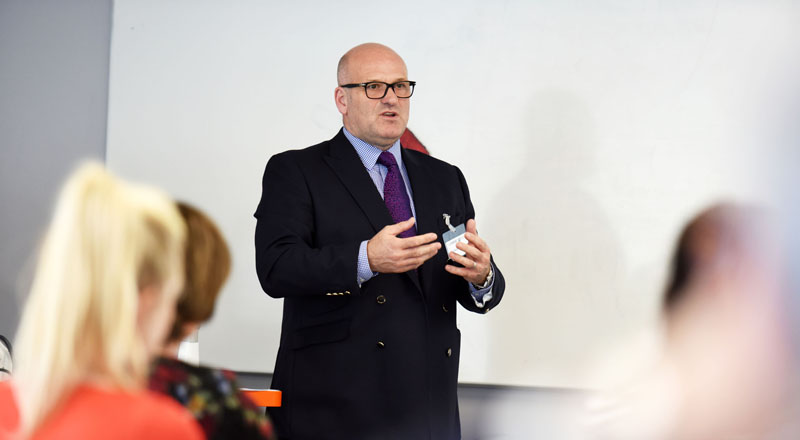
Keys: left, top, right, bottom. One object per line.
{"left": 12, "top": 162, "right": 186, "bottom": 436}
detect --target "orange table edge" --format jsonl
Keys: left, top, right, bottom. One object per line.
{"left": 241, "top": 389, "right": 282, "bottom": 407}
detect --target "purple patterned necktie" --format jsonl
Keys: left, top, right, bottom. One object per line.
{"left": 378, "top": 151, "right": 416, "bottom": 238}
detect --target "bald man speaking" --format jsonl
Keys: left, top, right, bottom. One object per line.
{"left": 254, "top": 43, "right": 505, "bottom": 440}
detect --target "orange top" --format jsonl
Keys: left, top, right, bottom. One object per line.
{"left": 0, "top": 381, "right": 202, "bottom": 440}
{"left": 240, "top": 389, "right": 282, "bottom": 407}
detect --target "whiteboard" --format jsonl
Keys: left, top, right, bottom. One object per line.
{"left": 106, "top": 0, "right": 798, "bottom": 388}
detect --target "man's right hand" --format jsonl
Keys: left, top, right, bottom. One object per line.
{"left": 367, "top": 217, "right": 441, "bottom": 273}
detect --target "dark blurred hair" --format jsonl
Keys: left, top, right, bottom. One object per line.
{"left": 0, "top": 335, "right": 10, "bottom": 357}
{"left": 664, "top": 203, "right": 763, "bottom": 313}
{"left": 166, "top": 202, "right": 232, "bottom": 343}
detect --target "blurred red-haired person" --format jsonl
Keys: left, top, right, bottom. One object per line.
{"left": 149, "top": 202, "right": 275, "bottom": 440}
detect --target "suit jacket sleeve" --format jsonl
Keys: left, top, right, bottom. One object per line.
{"left": 254, "top": 152, "right": 361, "bottom": 298}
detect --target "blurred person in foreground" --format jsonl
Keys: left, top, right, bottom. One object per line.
{"left": 586, "top": 203, "right": 798, "bottom": 439}
{"left": 149, "top": 202, "right": 275, "bottom": 440}
{"left": 0, "top": 163, "right": 202, "bottom": 439}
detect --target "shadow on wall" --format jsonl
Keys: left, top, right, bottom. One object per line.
{"left": 480, "top": 89, "right": 627, "bottom": 387}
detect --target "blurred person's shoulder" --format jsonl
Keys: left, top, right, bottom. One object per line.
{"left": 35, "top": 385, "right": 202, "bottom": 440}
{"left": 124, "top": 389, "right": 204, "bottom": 440}
{"left": 0, "top": 381, "right": 21, "bottom": 437}
{"left": 150, "top": 357, "right": 275, "bottom": 439}
{"left": 583, "top": 358, "right": 682, "bottom": 440}
{"left": 581, "top": 328, "right": 680, "bottom": 439}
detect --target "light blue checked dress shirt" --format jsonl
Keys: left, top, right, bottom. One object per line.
{"left": 343, "top": 127, "right": 494, "bottom": 307}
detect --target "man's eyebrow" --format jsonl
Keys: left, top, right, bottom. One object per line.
{"left": 362, "top": 78, "right": 409, "bottom": 83}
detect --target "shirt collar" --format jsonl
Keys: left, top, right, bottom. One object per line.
{"left": 343, "top": 127, "right": 403, "bottom": 171}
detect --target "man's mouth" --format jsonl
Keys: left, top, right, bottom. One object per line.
{"left": 381, "top": 112, "right": 397, "bottom": 117}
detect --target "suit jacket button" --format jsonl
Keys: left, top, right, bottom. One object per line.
{"left": 442, "top": 304, "right": 448, "bottom": 312}
{"left": 446, "top": 348, "right": 452, "bottom": 357}
{"left": 376, "top": 295, "right": 386, "bottom": 304}
{"left": 377, "top": 341, "right": 385, "bottom": 349}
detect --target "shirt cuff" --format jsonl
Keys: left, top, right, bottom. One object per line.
{"left": 468, "top": 263, "right": 495, "bottom": 308}
{"left": 357, "top": 240, "right": 378, "bottom": 286}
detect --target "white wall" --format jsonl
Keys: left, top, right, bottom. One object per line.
{"left": 106, "top": 0, "right": 799, "bottom": 387}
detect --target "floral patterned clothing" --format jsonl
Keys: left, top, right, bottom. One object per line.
{"left": 149, "top": 357, "right": 275, "bottom": 440}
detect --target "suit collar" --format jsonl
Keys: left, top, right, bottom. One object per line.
{"left": 341, "top": 127, "right": 403, "bottom": 171}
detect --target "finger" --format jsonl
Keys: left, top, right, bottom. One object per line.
{"left": 448, "top": 251, "right": 478, "bottom": 271}
{"left": 398, "top": 232, "right": 438, "bottom": 249}
{"left": 385, "top": 217, "right": 416, "bottom": 236}
{"left": 404, "top": 242, "right": 440, "bottom": 258}
{"left": 464, "top": 232, "right": 489, "bottom": 253}
{"left": 424, "top": 242, "right": 442, "bottom": 254}
{"left": 403, "top": 247, "right": 440, "bottom": 270}
{"left": 408, "top": 252, "right": 436, "bottom": 269}
{"left": 455, "top": 241, "right": 484, "bottom": 262}
{"left": 402, "top": 242, "right": 441, "bottom": 263}
{"left": 444, "top": 263, "right": 470, "bottom": 278}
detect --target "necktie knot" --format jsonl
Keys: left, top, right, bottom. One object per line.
{"left": 377, "top": 151, "right": 398, "bottom": 169}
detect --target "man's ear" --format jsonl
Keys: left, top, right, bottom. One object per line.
{"left": 334, "top": 87, "right": 348, "bottom": 116}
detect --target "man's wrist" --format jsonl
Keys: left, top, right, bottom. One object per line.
{"left": 472, "top": 264, "right": 493, "bottom": 289}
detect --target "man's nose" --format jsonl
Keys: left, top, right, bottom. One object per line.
{"left": 381, "top": 86, "right": 400, "bottom": 104}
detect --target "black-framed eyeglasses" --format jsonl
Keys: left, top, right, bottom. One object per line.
{"left": 340, "top": 81, "right": 416, "bottom": 99}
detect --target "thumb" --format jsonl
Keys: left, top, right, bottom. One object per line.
{"left": 466, "top": 219, "right": 478, "bottom": 235}
{"left": 386, "top": 217, "right": 416, "bottom": 235}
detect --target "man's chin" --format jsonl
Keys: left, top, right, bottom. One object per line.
{"left": 378, "top": 128, "right": 406, "bottom": 144}
{"left": 356, "top": 125, "right": 407, "bottom": 148}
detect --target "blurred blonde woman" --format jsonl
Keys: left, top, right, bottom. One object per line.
{"left": 0, "top": 163, "right": 202, "bottom": 440}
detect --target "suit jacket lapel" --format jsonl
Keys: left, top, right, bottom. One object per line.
{"left": 323, "top": 130, "right": 394, "bottom": 234}
{"left": 402, "top": 148, "right": 439, "bottom": 293}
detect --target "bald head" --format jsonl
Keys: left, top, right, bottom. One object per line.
{"left": 334, "top": 43, "right": 411, "bottom": 149}
{"left": 337, "top": 43, "right": 407, "bottom": 85}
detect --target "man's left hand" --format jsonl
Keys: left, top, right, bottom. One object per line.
{"left": 445, "top": 219, "right": 492, "bottom": 286}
